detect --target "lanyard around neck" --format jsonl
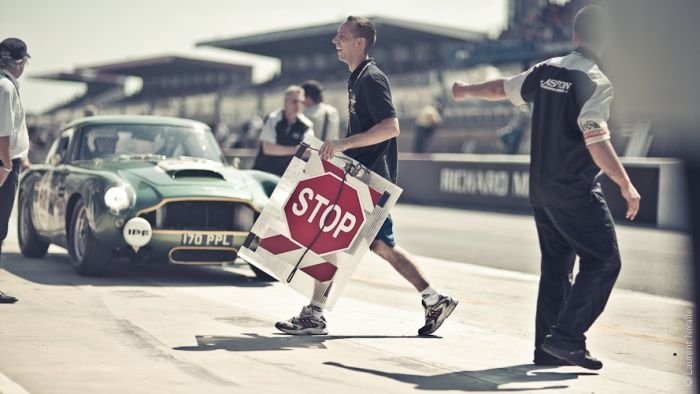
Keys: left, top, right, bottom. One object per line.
{"left": 349, "top": 61, "right": 373, "bottom": 94}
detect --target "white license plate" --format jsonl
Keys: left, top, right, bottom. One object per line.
{"left": 181, "top": 233, "right": 235, "bottom": 247}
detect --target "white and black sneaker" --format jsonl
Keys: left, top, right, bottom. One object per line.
{"left": 275, "top": 305, "right": 328, "bottom": 335}
{"left": 418, "top": 295, "right": 458, "bottom": 336}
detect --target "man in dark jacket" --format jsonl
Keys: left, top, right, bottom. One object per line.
{"left": 452, "top": 5, "right": 640, "bottom": 370}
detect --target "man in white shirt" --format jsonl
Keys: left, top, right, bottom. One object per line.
{"left": 302, "top": 80, "right": 340, "bottom": 142}
{"left": 0, "top": 37, "right": 31, "bottom": 304}
{"left": 251, "top": 85, "right": 314, "bottom": 176}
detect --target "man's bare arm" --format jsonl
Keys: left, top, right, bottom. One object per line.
{"left": 261, "top": 141, "right": 299, "bottom": 156}
{"left": 319, "top": 117, "right": 399, "bottom": 160}
{"left": 452, "top": 79, "right": 507, "bottom": 101}
{"left": 587, "top": 140, "right": 641, "bottom": 220}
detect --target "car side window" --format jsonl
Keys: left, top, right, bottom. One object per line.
{"left": 45, "top": 128, "right": 74, "bottom": 165}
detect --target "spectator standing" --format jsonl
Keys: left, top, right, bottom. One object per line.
{"left": 302, "top": 80, "right": 340, "bottom": 142}
{"left": 83, "top": 104, "right": 98, "bottom": 117}
{"left": 412, "top": 100, "right": 443, "bottom": 153}
{"left": 0, "top": 37, "right": 32, "bottom": 304}
{"left": 497, "top": 109, "right": 529, "bottom": 154}
{"left": 251, "top": 86, "right": 314, "bottom": 176}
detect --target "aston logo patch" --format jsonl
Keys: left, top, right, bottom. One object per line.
{"left": 540, "top": 78, "right": 572, "bottom": 93}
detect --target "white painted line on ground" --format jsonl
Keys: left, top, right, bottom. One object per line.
{"left": 0, "top": 371, "right": 30, "bottom": 394}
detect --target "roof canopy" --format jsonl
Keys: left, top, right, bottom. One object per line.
{"left": 76, "top": 55, "right": 252, "bottom": 78}
{"left": 197, "top": 16, "right": 486, "bottom": 57}
{"left": 31, "top": 70, "right": 126, "bottom": 86}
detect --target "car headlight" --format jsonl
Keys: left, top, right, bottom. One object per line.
{"left": 104, "top": 186, "right": 130, "bottom": 212}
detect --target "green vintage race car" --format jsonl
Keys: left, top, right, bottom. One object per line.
{"left": 17, "top": 115, "right": 277, "bottom": 278}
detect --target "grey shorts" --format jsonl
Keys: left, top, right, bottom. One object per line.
{"left": 374, "top": 214, "right": 396, "bottom": 248}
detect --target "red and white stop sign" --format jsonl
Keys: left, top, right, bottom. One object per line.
{"left": 284, "top": 173, "right": 366, "bottom": 255}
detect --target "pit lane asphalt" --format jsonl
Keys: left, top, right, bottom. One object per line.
{"left": 0, "top": 204, "right": 692, "bottom": 393}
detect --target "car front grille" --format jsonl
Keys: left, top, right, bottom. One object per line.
{"left": 139, "top": 200, "right": 257, "bottom": 231}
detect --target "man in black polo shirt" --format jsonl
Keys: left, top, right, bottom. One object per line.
{"left": 452, "top": 5, "right": 640, "bottom": 370}
{"left": 275, "top": 16, "right": 458, "bottom": 337}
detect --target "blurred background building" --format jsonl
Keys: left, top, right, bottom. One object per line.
{"left": 26, "top": 0, "right": 650, "bottom": 163}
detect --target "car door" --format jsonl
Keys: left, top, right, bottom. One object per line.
{"left": 35, "top": 129, "right": 74, "bottom": 236}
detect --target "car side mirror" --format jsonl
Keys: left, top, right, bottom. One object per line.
{"left": 231, "top": 157, "right": 240, "bottom": 169}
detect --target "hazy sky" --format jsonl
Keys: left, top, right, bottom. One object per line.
{"left": 1, "top": 0, "right": 507, "bottom": 113}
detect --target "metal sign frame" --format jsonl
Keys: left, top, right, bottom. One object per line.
{"left": 239, "top": 135, "right": 402, "bottom": 310}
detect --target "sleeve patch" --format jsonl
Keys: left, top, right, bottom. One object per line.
{"left": 583, "top": 129, "right": 609, "bottom": 140}
{"left": 581, "top": 120, "right": 602, "bottom": 132}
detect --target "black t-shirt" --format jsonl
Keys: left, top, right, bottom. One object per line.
{"left": 344, "top": 59, "right": 398, "bottom": 183}
{"left": 503, "top": 48, "right": 613, "bottom": 207}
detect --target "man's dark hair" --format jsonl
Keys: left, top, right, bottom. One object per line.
{"left": 345, "top": 16, "right": 376, "bottom": 55}
{"left": 302, "top": 80, "right": 324, "bottom": 103}
{"left": 573, "top": 5, "right": 607, "bottom": 45}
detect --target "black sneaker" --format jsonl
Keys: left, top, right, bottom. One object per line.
{"left": 541, "top": 335, "right": 603, "bottom": 370}
{"left": 418, "top": 295, "right": 458, "bottom": 336}
{"left": 275, "top": 305, "right": 328, "bottom": 335}
{"left": 0, "top": 291, "right": 18, "bottom": 304}
{"left": 534, "top": 348, "right": 572, "bottom": 366}
{"left": 533, "top": 356, "right": 573, "bottom": 366}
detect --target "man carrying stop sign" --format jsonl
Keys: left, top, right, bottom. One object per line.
{"left": 275, "top": 16, "right": 458, "bottom": 336}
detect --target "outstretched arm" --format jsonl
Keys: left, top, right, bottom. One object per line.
{"left": 452, "top": 79, "right": 507, "bottom": 101}
{"left": 587, "top": 140, "right": 641, "bottom": 220}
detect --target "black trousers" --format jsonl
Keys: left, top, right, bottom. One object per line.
{"left": 0, "top": 158, "right": 21, "bottom": 263}
{"left": 532, "top": 190, "right": 622, "bottom": 357}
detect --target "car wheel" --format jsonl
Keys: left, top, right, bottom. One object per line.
{"left": 17, "top": 192, "right": 50, "bottom": 258}
{"left": 248, "top": 263, "right": 277, "bottom": 281}
{"left": 68, "top": 199, "right": 112, "bottom": 276}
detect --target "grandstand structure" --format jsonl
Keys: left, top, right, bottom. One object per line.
{"left": 34, "top": 55, "right": 254, "bottom": 127}
{"left": 34, "top": 2, "right": 582, "bottom": 155}
{"left": 32, "top": 70, "right": 127, "bottom": 124}
{"left": 197, "top": 16, "right": 515, "bottom": 153}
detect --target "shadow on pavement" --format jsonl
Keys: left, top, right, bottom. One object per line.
{"left": 174, "top": 333, "right": 435, "bottom": 352}
{"left": 324, "top": 361, "right": 597, "bottom": 392}
{"left": 1, "top": 252, "right": 271, "bottom": 288}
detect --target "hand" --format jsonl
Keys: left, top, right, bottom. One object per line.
{"left": 451, "top": 82, "right": 468, "bottom": 101}
{"left": 621, "top": 183, "right": 641, "bottom": 220}
{"left": 319, "top": 140, "right": 346, "bottom": 161}
{"left": 20, "top": 158, "right": 30, "bottom": 171}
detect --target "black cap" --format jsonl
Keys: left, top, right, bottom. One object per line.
{"left": 0, "top": 38, "right": 30, "bottom": 61}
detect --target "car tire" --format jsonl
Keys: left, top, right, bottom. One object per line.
{"left": 17, "top": 192, "right": 50, "bottom": 258}
{"left": 68, "top": 199, "right": 112, "bottom": 276}
{"left": 248, "top": 263, "right": 277, "bottom": 281}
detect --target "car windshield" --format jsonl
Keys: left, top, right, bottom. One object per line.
{"left": 77, "top": 124, "right": 224, "bottom": 163}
